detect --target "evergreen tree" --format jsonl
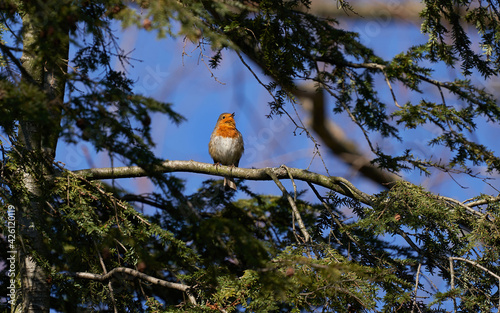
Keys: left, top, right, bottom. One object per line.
{"left": 0, "top": 0, "right": 499, "bottom": 312}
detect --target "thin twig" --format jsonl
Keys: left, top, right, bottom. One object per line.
{"left": 449, "top": 257, "right": 457, "bottom": 313}
{"left": 383, "top": 71, "right": 401, "bottom": 108}
{"left": 411, "top": 262, "right": 422, "bottom": 313}
{"left": 322, "top": 85, "right": 378, "bottom": 154}
{"left": 94, "top": 241, "right": 118, "bottom": 313}
{"left": 289, "top": 97, "right": 332, "bottom": 177}
{"left": 282, "top": 165, "right": 297, "bottom": 202}
{"left": 449, "top": 257, "right": 500, "bottom": 280}
{"left": 266, "top": 168, "right": 310, "bottom": 243}
{"left": 235, "top": 50, "right": 332, "bottom": 176}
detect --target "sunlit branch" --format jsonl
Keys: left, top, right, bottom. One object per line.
{"left": 449, "top": 256, "right": 500, "bottom": 312}
{"left": 72, "top": 267, "right": 197, "bottom": 305}
{"left": 412, "top": 262, "right": 423, "bottom": 313}
{"left": 72, "top": 161, "right": 374, "bottom": 205}
{"left": 465, "top": 196, "right": 500, "bottom": 208}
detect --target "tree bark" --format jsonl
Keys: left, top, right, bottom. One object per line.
{"left": 15, "top": 5, "right": 68, "bottom": 312}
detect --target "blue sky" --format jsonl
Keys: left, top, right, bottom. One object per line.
{"left": 57, "top": 14, "right": 500, "bottom": 203}
{"left": 48, "top": 6, "right": 500, "bottom": 310}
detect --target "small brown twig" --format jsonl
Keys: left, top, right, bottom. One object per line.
{"left": 266, "top": 168, "right": 311, "bottom": 243}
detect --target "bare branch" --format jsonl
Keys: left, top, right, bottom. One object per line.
{"left": 412, "top": 262, "right": 422, "bottom": 313}
{"left": 72, "top": 160, "right": 374, "bottom": 205}
{"left": 72, "top": 267, "right": 197, "bottom": 305}
{"left": 283, "top": 165, "right": 298, "bottom": 202}
{"left": 267, "top": 167, "right": 311, "bottom": 243}
{"left": 383, "top": 71, "right": 401, "bottom": 108}
{"left": 465, "top": 196, "right": 500, "bottom": 208}
{"left": 94, "top": 241, "right": 118, "bottom": 313}
{"left": 437, "top": 195, "right": 488, "bottom": 219}
{"left": 449, "top": 257, "right": 457, "bottom": 313}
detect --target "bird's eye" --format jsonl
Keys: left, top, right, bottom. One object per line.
{"left": 222, "top": 116, "right": 226, "bottom": 119}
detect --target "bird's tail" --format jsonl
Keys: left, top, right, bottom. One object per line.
{"left": 224, "top": 176, "right": 237, "bottom": 191}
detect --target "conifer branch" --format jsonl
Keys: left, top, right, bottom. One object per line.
{"left": 449, "top": 257, "right": 500, "bottom": 312}
{"left": 308, "top": 182, "right": 384, "bottom": 264}
{"left": 449, "top": 257, "right": 500, "bottom": 281}
{"left": 0, "top": 42, "right": 39, "bottom": 86}
{"left": 345, "top": 61, "right": 453, "bottom": 89}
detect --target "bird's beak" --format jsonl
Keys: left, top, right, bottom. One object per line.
{"left": 231, "top": 112, "right": 235, "bottom": 117}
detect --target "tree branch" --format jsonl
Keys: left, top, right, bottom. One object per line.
{"left": 72, "top": 160, "right": 374, "bottom": 205}
{"left": 449, "top": 257, "right": 500, "bottom": 281}
{"left": 0, "top": 42, "right": 39, "bottom": 86}
{"left": 267, "top": 167, "right": 311, "bottom": 243}
{"left": 295, "top": 84, "right": 402, "bottom": 186}
{"left": 345, "top": 61, "right": 453, "bottom": 89}
{"left": 449, "top": 256, "right": 500, "bottom": 312}
{"left": 412, "top": 261, "right": 422, "bottom": 313}
{"left": 94, "top": 241, "right": 118, "bottom": 313}
{"left": 72, "top": 267, "right": 197, "bottom": 305}
{"left": 465, "top": 196, "right": 500, "bottom": 208}
{"left": 307, "top": 0, "right": 424, "bottom": 22}
{"left": 437, "top": 195, "right": 488, "bottom": 219}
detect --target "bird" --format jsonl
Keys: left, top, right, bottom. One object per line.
{"left": 209, "top": 112, "right": 244, "bottom": 190}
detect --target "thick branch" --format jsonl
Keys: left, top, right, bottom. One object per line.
{"left": 73, "top": 161, "right": 374, "bottom": 205}
{"left": 308, "top": 0, "right": 424, "bottom": 22}
{"left": 72, "top": 267, "right": 196, "bottom": 305}
{"left": 295, "top": 84, "right": 402, "bottom": 187}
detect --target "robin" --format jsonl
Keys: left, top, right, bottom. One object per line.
{"left": 209, "top": 112, "right": 244, "bottom": 190}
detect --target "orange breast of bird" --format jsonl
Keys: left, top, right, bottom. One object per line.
{"left": 209, "top": 113, "right": 244, "bottom": 167}
{"left": 213, "top": 123, "right": 240, "bottom": 138}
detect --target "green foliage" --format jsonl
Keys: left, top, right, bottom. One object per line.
{"left": 420, "top": 0, "right": 500, "bottom": 77}
{"left": 1, "top": 0, "right": 500, "bottom": 312}
{"left": 0, "top": 23, "right": 6, "bottom": 67}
